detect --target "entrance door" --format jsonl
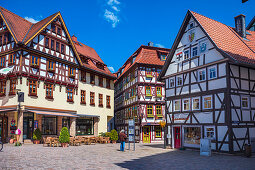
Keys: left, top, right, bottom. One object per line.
{"left": 174, "top": 127, "right": 181, "bottom": 148}
{"left": 143, "top": 126, "right": 150, "bottom": 143}
{"left": 23, "top": 113, "right": 34, "bottom": 140}
{"left": 0, "top": 116, "right": 8, "bottom": 143}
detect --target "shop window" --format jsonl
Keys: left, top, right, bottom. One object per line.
{"left": 106, "top": 79, "right": 110, "bottom": 89}
{"left": 205, "top": 126, "right": 215, "bottom": 139}
{"left": 192, "top": 97, "right": 200, "bottom": 110}
{"left": 9, "top": 54, "right": 16, "bottom": 65}
{"left": 203, "top": 96, "right": 212, "bottom": 109}
{"left": 106, "top": 95, "right": 111, "bottom": 108}
{"left": 147, "top": 105, "right": 153, "bottom": 117}
{"left": 184, "top": 127, "right": 201, "bottom": 145}
{"left": 0, "top": 56, "right": 5, "bottom": 68}
{"left": 76, "top": 118, "right": 94, "bottom": 135}
{"left": 47, "top": 60, "right": 55, "bottom": 72}
{"left": 241, "top": 96, "right": 249, "bottom": 109}
{"left": 177, "top": 76, "right": 183, "bottom": 86}
{"left": 68, "top": 67, "right": 75, "bottom": 78}
{"left": 45, "top": 37, "right": 49, "bottom": 48}
{"left": 155, "top": 126, "right": 162, "bottom": 138}
{"left": 174, "top": 100, "right": 181, "bottom": 111}
{"left": 99, "top": 77, "right": 103, "bottom": 87}
{"left": 156, "top": 87, "right": 162, "bottom": 97}
{"left": 31, "top": 56, "right": 39, "bottom": 68}
{"left": 0, "top": 81, "right": 6, "bottom": 96}
{"left": 61, "top": 44, "right": 65, "bottom": 54}
{"left": 42, "top": 116, "right": 57, "bottom": 135}
{"left": 80, "top": 71, "right": 86, "bottom": 82}
{"left": 209, "top": 66, "right": 217, "bottom": 79}
{"left": 90, "top": 74, "right": 95, "bottom": 84}
{"left": 90, "top": 92, "right": 95, "bottom": 105}
{"left": 184, "top": 50, "right": 189, "bottom": 60}
{"left": 99, "top": 93, "right": 103, "bottom": 107}
{"left": 198, "top": 69, "right": 206, "bottom": 81}
{"left": 51, "top": 39, "right": 55, "bottom": 50}
{"left": 81, "top": 90, "right": 86, "bottom": 104}
{"left": 183, "top": 99, "right": 190, "bottom": 111}
{"left": 145, "top": 86, "right": 152, "bottom": 96}
{"left": 29, "top": 80, "right": 37, "bottom": 96}
{"left": 169, "top": 78, "right": 175, "bottom": 88}
{"left": 9, "top": 79, "right": 16, "bottom": 95}
{"left": 67, "top": 88, "right": 74, "bottom": 102}
{"left": 45, "top": 84, "right": 53, "bottom": 99}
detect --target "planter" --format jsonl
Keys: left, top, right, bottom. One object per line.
{"left": 10, "top": 139, "right": 14, "bottom": 144}
{"left": 33, "top": 140, "right": 40, "bottom": 144}
{"left": 61, "top": 143, "right": 68, "bottom": 147}
{"left": 112, "top": 140, "right": 116, "bottom": 144}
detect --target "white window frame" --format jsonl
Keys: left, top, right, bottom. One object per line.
{"left": 204, "top": 126, "right": 215, "bottom": 139}
{"left": 203, "top": 96, "right": 212, "bottom": 109}
{"left": 183, "top": 98, "right": 190, "bottom": 111}
{"left": 208, "top": 66, "right": 217, "bottom": 80}
{"left": 198, "top": 69, "right": 206, "bottom": 81}
{"left": 192, "top": 97, "right": 200, "bottom": 110}
{"left": 176, "top": 76, "right": 183, "bottom": 86}
{"left": 169, "top": 78, "right": 175, "bottom": 88}
{"left": 174, "top": 100, "right": 181, "bottom": 112}
{"left": 241, "top": 96, "right": 250, "bottom": 109}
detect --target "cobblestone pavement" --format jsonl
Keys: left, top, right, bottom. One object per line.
{"left": 0, "top": 143, "right": 255, "bottom": 170}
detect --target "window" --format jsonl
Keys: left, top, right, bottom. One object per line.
{"left": 241, "top": 96, "right": 249, "bottom": 109}
{"left": 61, "top": 44, "right": 65, "bottom": 54}
{"left": 184, "top": 50, "right": 189, "bottom": 60}
{"left": 81, "top": 90, "right": 86, "bottom": 104}
{"left": 67, "top": 88, "right": 74, "bottom": 102}
{"left": 57, "top": 27, "right": 61, "bottom": 35}
{"left": 106, "top": 79, "right": 110, "bottom": 88}
{"left": 0, "top": 81, "right": 6, "bottom": 96}
{"left": 161, "top": 54, "right": 166, "bottom": 61}
{"left": 156, "top": 87, "right": 162, "bottom": 97}
{"left": 0, "top": 56, "right": 5, "bottom": 67}
{"left": 0, "top": 36, "right": 2, "bottom": 46}
{"left": 51, "top": 39, "right": 55, "bottom": 50}
{"left": 209, "top": 67, "right": 217, "bottom": 79}
{"left": 203, "top": 96, "right": 212, "bottom": 109}
{"left": 174, "top": 100, "right": 181, "bottom": 111}
{"left": 31, "top": 56, "right": 39, "bottom": 66}
{"left": 47, "top": 60, "right": 55, "bottom": 72}
{"left": 62, "top": 118, "right": 70, "bottom": 129}
{"left": 9, "top": 54, "right": 15, "bottom": 65}
{"left": 156, "top": 105, "right": 162, "bottom": 116}
{"left": 90, "top": 74, "right": 95, "bottom": 84}
{"left": 76, "top": 117, "right": 94, "bottom": 135}
{"left": 99, "top": 77, "right": 103, "bottom": 87}
{"left": 106, "top": 96, "right": 111, "bottom": 108}
{"left": 198, "top": 69, "right": 206, "bottom": 81}
{"left": 176, "top": 52, "right": 183, "bottom": 61}
{"left": 183, "top": 99, "right": 190, "bottom": 111}
{"left": 42, "top": 116, "right": 57, "bottom": 135}
{"left": 205, "top": 127, "right": 215, "bottom": 139}
{"left": 3, "top": 34, "right": 6, "bottom": 45}
{"left": 45, "top": 84, "right": 53, "bottom": 99}
{"left": 192, "top": 47, "right": 198, "bottom": 57}
{"left": 147, "top": 105, "right": 153, "bottom": 117}
{"left": 189, "top": 22, "right": 194, "bottom": 29}
{"left": 177, "top": 76, "right": 183, "bottom": 86}
{"left": 69, "top": 67, "right": 75, "bottom": 78}
{"left": 184, "top": 127, "right": 201, "bottom": 145}
{"left": 192, "top": 98, "right": 200, "bottom": 110}
{"left": 29, "top": 80, "right": 37, "bottom": 96}
{"left": 56, "top": 42, "right": 60, "bottom": 52}
{"left": 9, "top": 79, "right": 16, "bottom": 95}
{"left": 146, "top": 68, "right": 153, "bottom": 78}
{"left": 99, "top": 94, "right": 103, "bottom": 107}
{"left": 51, "top": 24, "right": 56, "bottom": 33}
{"left": 145, "top": 86, "right": 151, "bottom": 96}
{"left": 80, "top": 71, "right": 86, "bottom": 82}
{"left": 155, "top": 126, "right": 162, "bottom": 138}
{"left": 169, "top": 78, "right": 175, "bottom": 88}
{"left": 90, "top": 92, "right": 95, "bottom": 105}
{"left": 45, "top": 38, "right": 49, "bottom": 48}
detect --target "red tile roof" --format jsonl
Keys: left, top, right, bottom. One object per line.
{"left": 190, "top": 11, "right": 255, "bottom": 65}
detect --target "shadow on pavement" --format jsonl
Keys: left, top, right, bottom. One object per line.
{"left": 142, "top": 144, "right": 164, "bottom": 149}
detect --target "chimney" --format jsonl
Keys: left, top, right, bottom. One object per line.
{"left": 235, "top": 14, "right": 246, "bottom": 38}
{"left": 72, "top": 35, "right": 77, "bottom": 42}
{"left": 148, "top": 42, "right": 153, "bottom": 47}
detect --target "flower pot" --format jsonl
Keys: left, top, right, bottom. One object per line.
{"left": 33, "top": 140, "right": 40, "bottom": 144}
{"left": 61, "top": 143, "right": 68, "bottom": 147}
{"left": 10, "top": 139, "right": 14, "bottom": 144}
{"left": 112, "top": 140, "right": 116, "bottom": 144}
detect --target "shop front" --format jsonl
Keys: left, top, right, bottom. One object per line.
{"left": 76, "top": 115, "right": 99, "bottom": 137}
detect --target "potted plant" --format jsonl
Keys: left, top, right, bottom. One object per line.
{"left": 110, "top": 129, "right": 118, "bottom": 144}
{"left": 105, "top": 132, "right": 111, "bottom": 143}
{"left": 33, "top": 128, "right": 42, "bottom": 144}
{"left": 59, "top": 127, "right": 70, "bottom": 147}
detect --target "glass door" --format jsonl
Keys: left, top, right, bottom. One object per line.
{"left": 23, "top": 113, "right": 34, "bottom": 140}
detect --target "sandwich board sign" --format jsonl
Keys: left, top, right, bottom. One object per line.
{"left": 128, "top": 119, "right": 135, "bottom": 151}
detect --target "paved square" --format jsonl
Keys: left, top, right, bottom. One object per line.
{"left": 0, "top": 143, "right": 255, "bottom": 170}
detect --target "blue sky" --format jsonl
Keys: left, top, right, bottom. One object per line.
{"left": 1, "top": 0, "right": 254, "bottom": 72}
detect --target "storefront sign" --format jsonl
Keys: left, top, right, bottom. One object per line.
{"left": 174, "top": 114, "right": 189, "bottom": 122}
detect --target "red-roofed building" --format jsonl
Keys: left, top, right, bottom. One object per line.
{"left": 0, "top": 6, "right": 115, "bottom": 143}
{"left": 159, "top": 10, "right": 255, "bottom": 153}
{"left": 114, "top": 43, "right": 170, "bottom": 143}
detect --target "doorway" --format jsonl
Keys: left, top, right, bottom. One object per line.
{"left": 0, "top": 116, "right": 8, "bottom": 143}
{"left": 23, "top": 112, "right": 34, "bottom": 140}
{"left": 174, "top": 127, "right": 181, "bottom": 148}
{"left": 143, "top": 126, "right": 151, "bottom": 143}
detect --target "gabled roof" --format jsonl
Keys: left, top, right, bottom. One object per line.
{"left": 116, "top": 45, "right": 170, "bottom": 80}
{"left": 159, "top": 10, "right": 255, "bottom": 79}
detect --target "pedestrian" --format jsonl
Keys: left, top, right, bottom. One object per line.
{"left": 119, "top": 129, "right": 127, "bottom": 151}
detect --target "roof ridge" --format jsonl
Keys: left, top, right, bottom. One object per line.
{"left": 0, "top": 6, "right": 32, "bottom": 24}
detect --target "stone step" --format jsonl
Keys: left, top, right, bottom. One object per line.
{"left": 23, "top": 139, "right": 33, "bottom": 144}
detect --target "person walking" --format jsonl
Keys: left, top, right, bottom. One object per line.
{"left": 119, "top": 130, "right": 127, "bottom": 152}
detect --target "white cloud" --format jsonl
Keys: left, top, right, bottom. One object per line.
{"left": 111, "top": 6, "right": 120, "bottom": 12}
{"left": 104, "top": 9, "right": 119, "bottom": 28}
{"left": 108, "top": 66, "right": 115, "bottom": 73}
{"left": 24, "top": 17, "right": 39, "bottom": 24}
{"left": 107, "top": 0, "right": 120, "bottom": 5}
{"left": 155, "top": 43, "right": 165, "bottom": 48}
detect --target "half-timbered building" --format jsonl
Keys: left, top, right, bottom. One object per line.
{"left": 114, "top": 43, "right": 170, "bottom": 143}
{"left": 0, "top": 7, "right": 115, "bottom": 143}
{"left": 159, "top": 11, "right": 255, "bottom": 153}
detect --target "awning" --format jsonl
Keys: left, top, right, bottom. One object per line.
{"left": 27, "top": 110, "right": 79, "bottom": 117}
{"left": 0, "top": 109, "right": 16, "bottom": 113}
{"left": 77, "top": 114, "right": 100, "bottom": 118}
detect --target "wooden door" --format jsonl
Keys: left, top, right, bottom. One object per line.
{"left": 174, "top": 127, "right": 181, "bottom": 148}
{"left": 0, "top": 117, "right": 8, "bottom": 142}
{"left": 143, "top": 126, "right": 150, "bottom": 143}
